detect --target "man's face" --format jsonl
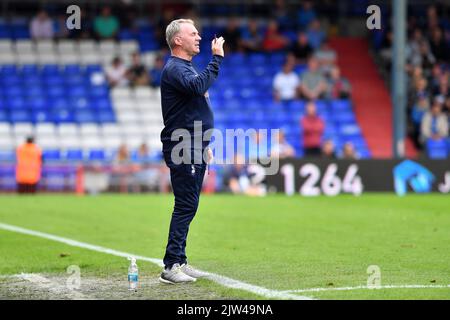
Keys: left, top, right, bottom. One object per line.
{"left": 306, "top": 103, "right": 316, "bottom": 116}
{"left": 176, "top": 23, "right": 201, "bottom": 56}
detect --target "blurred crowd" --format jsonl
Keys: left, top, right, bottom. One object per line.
{"left": 378, "top": 4, "right": 449, "bottom": 150}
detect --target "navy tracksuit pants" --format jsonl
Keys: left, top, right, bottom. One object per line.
{"left": 163, "top": 152, "right": 207, "bottom": 269}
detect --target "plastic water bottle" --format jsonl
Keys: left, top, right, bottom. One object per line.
{"left": 128, "top": 257, "right": 138, "bottom": 291}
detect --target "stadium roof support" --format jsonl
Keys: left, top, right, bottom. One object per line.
{"left": 392, "top": 0, "right": 407, "bottom": 158}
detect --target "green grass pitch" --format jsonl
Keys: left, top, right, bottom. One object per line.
{"left": 0, "top": 194, "right": 449, "bottom": 300}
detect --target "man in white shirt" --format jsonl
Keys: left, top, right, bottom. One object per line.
{"left": 105, "top": 57, "right": 129, "bottom": 87}
{"left": 273, "top": 61, "right": 300, "bottom": 101}
{"left": 30, "top": 10, "right": 54, "bottom": 40}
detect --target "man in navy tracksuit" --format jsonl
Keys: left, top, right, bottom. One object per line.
{"left": 158, "top": 19, "right": 225, "bottom": 284}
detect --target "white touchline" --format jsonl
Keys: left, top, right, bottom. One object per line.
{"left": 0, "top": 222, "right": 311, "bottom": 300}
{"left": 281, "top": 284, "right": 450, "bottom": 294}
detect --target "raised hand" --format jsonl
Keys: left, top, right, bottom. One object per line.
{"left": 211, "top": 36, "right": 225, "bottom": 57}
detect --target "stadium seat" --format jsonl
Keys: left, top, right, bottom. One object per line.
{"left": 65, "top": 149, "right": 84, "bottom": 162}
{"left": 426, "top": 139, "right": 448, "bottom": 159}
{"left": 43, "top": 149, "right": 61, "bottom": 162}
{"left": 88, "top": 149, "right": 106, "bottom": 162}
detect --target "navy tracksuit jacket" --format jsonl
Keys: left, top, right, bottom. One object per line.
{"left": 160, "top": 54, "right": 223, "bottom": 269}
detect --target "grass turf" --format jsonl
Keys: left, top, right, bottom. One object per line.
{"left": 0, "top": 193, "right": 449, "bottom": 299}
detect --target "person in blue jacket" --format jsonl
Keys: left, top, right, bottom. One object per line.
{"left": 159, "top": 18, "right": 225, "bottom": 284}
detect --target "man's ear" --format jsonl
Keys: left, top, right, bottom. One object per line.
{"left": 174, "top": 36, "right": 182, "bottom": 46}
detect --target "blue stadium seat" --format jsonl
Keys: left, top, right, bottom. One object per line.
{"left": 10, "top": 110, "right": 31, "bottom": 123}
{"left": 4, "top": 86, "right": 23, "bottom": 98}
{"left": 426, "top": 139, "right": 448, "bottom": 159}
{"left": 6, "top": 97, "right": 25, "bottom": 110}
{"left": 63, "top": 64, "right": 83, "bottom": 75}
{"left": 43, "top": 149, "right": 62, "bottom": 162}
{"left": 88, "top": 149, "right": 106, "bottom": 162}
{"left": 0, "top": 150, "right": 15, "bottom": 162}
{"left": 21, "top": 64, "right": 39, "bottom": 75}
{"left": 52, "top": 108, "right": 74, "bottom": 123}
{"left": 75, "top": 110, "right": 96, "bottom": 123}
{"left": 334, "top": 111, "right": 357, "bottom": 124}
{"left": 98, "top": 110, "right": 115, "bottom": 123}
{"left": 1, "top": 74, "right": 21, "bottom": 86}
{"left": 25, "top": 86, "right": 45, "bottom": 98}
{"left": 65, "top": 149, "right": 84, "bottom": 162}
{"left": 0, "top": 110, "right": 8, "bottom": 122}
{"left": 65, "top": 74, "right": 85, "bottom": 86}
{"left": 67, "top": 86, "right": 87, "bottom": 98}
{"left": 330, "top": 99, "right": 352, "bottom": 112}
{"left": 49, "top": 98, "right": 70, "bottom": 110}
{"left": 42, "top": 64, "right": 60, "bottom": 75}
{"left": 47, "top": 85, "right": 66, "bottom": 98}
{"left": 0, "top": 65, "right": 18, "bottom": 75}
{"left": 90, "top": 86, "right": 109, "bottom": 98}
{"left": 92, "top": 98, "right": 112, "bottom": 110}
{"left": 32, "top": 110, "right": 52, "bottom": 123}
{"left": 23, "top": 75, "right": 42, "bottom": 86}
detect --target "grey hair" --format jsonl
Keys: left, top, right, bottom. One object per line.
{"left": 165, "top": 19, "right": 194, "bottom": 50}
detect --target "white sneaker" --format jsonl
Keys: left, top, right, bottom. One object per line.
{"left": 180, "top": 263, "right": 208, "bottom": 278}
{"left": 159, "top": 263, "right": 196, "bottom": 284}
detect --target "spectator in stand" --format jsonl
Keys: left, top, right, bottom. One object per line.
{"left": 289, "top": 31, "right": 313, "bottom": 64}
{"left": 407, "top": 28, "right": 426, "bottom": 67}
{"left": 273, "top": 61, "right": 301, "bottom": 102}
{"left": 273, "top": 0, "right": 293, "bottom": 31}
{"left": 30, "top": 10, "right": 54, "bottom": 40}
{"left": 411, "top": 95, "right": 431, "bottom": 147}
{"left": 221, "top": 18, "right": 242, "bottom": 53}
{"left": 93, "top": 6, "right": 120, "bottom": 40}
{"left": 296, "top": 0, "right": 317, "bottom": 31}
{"left": 131, "top": 143, "right": 161, "bottom": 192}
{"left": 429, "top": 64, "right": 443, "bottom": 91}
{"left": 262, "top": 20, "right": 290, "bottom": 52}
{"left": 111, "top": 144, "right": 135, "bottom": 193}
{"left": 240, "top": 19, "right": 263, "bottom": 53}
{"left": 410, "top": 40, "right": 436, "bottom": 73}
{"left": 126, "top": 52, "right": 149, "bottom": 87}
{"left": 411, "top": 77, "right": 430, "bottom": 104}
{"left": 300, "top": 57, "right": 327, "bottom": 100}
{"left": 270, "top": 130, "right": 295, "bottom": 158}
{"left": 327, "top": 66, "right": 351, "bottom": 99}
{"left": 444, "top": 97, "right": 450, "bottom": 127}
{"left": 306, "top": 19, "right": 325, "bottom": 50}
{"left": 379, "top": 30, "right": 393, "bottom": 68}
{"left": 341, "top": 142, "right": 359, "bottom": 160}
{"left": 149, "top": 55, "right": 165, "bottom": 87}
{"left": 132, "top": 143, "right": 161, "bottom": 163}
{"left": 105, "top": 57, "right": 128, "bottom": 87}
{"left": 54, "top": 14, "right": 70, "bottom": 39}
{"left": 426, "top": 5, "right": 441, "bottom": 31}
{"left": 114, "top": 144, "right": 131, "bottom": 165}
{"left": 314, "top": 41, "right": 337, "bottom": 75}
{"left": 420, "top": 98, "right": 449, "bottom": 145}
{"left": 301, "top": 102, "right": 325, "bottom": 156}
{"left": 321, "top": 139, "right": 336, "bottom": 159}
{"left": 433, "top": 73, "right": 449, "bottom": 98}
